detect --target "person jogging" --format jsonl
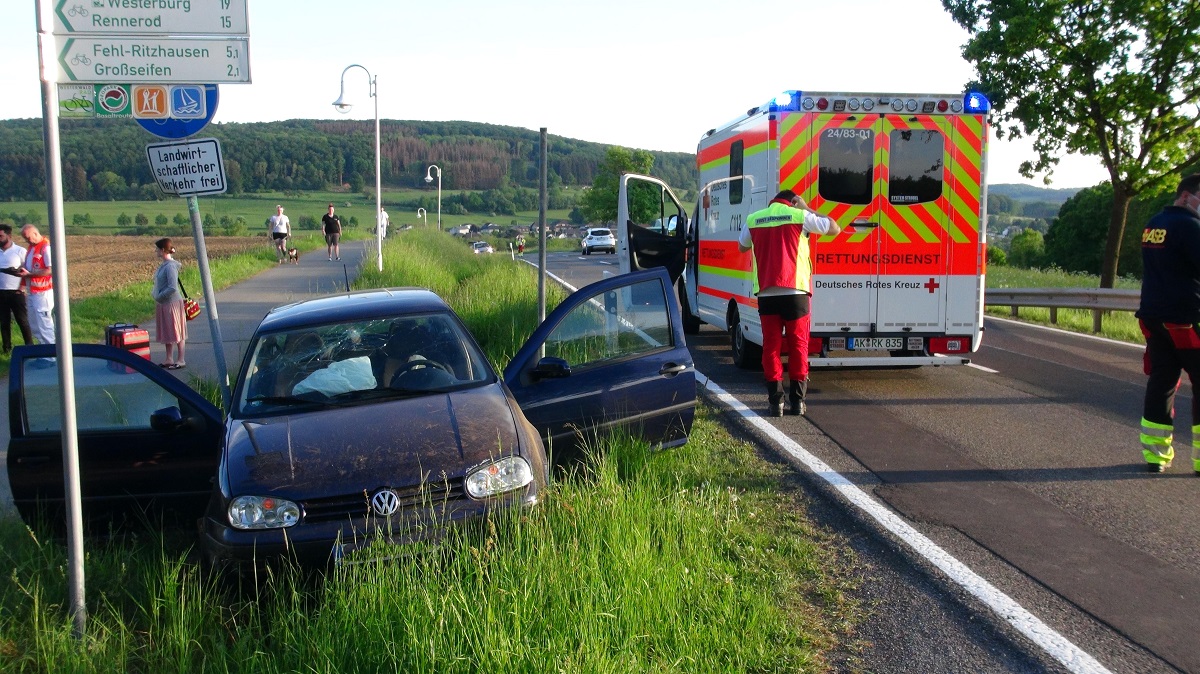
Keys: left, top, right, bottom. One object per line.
{"left": 268, "top": 205, "right": 290, "bottom": 264}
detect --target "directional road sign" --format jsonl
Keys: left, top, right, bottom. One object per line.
{"left": 146, "top": 137, "right": 227, "bottom": 196}
{"left": 53, "top": 0, "right": 249, "bottom": 35}
{"left": 55, "top": 36, "right": 250, "bottom": 83}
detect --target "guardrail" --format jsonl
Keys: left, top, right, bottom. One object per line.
{"left": 984, "top": 288, "right": 1140, "bottom": 332}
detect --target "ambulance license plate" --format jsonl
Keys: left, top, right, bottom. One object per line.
{"left": 851, "top": 338, "right": 903, "bottom": 351}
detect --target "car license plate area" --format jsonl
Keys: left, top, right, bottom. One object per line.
{"left": 850, "top": 337, "right": 903, "bottom": 351}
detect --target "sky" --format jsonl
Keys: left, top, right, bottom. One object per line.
{"left": 4, "top": 0, "right": 1112, "bottom": 189}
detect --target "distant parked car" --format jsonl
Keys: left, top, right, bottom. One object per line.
{"left": 6, "top": 270, "right": 696, "bottom": 569}
{"left": 471, "top": 241, "right": 495, "bottom": 254}
{"left": 581, "top": 228, "right": 616, "bottom": 255}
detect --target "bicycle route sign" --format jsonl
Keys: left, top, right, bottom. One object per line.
{"left": 54, "top": 0, "right": 249, "bottom": 35}
{"left": 146, "top": 137, "right": 227, "bottom": 196}
{"left": 55, "top": 36, "right": 250, "bottom": 83}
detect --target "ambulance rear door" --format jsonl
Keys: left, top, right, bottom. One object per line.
{"left": 873, "top": 114, "right": 955, "bottom": 344}
{"left": 786, "top": 111, "right": 880, "bottom": 342}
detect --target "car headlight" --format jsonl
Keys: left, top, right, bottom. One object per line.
{"left": 465, "top": 456, "right": 533, "bottom": 499}
{"left": 228, "top": 495, "right": 301, "bottom": 530}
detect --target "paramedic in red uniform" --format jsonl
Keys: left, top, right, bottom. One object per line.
{"left": 1136, "top": 173, "right": 1200, "bottom": 474}
{"left": 739, "top": 190, "right": 841, "bottom": 416}
{"left": 17, "top": 225, "right": 54, "bottom": 346}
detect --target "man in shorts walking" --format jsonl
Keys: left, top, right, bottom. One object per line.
{"left": 268, "top": 205, "right": 290, "bottom": 264}
{"left": 322, "top": 203, "right": 342, "bottom": 261}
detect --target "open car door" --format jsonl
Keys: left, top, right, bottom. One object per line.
{"left": 6, "top": 343, "right": 224, "bottom": 528}
{"left": 503, "top": 268, "right": 695, "bottom": 462}
{"left": 617, "top": 173, "right": 689, "bottom": 284}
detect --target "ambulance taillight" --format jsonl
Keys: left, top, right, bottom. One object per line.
{"left": 929, "top": 337, "right": 970, "bottom": 354}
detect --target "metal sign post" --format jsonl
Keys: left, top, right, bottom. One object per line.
{"left": 36, "top": 0, "right": 86, "bottom": 639}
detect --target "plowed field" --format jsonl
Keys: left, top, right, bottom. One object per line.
{"left": 57, "top": 236, "right": 263, "bottom": 300}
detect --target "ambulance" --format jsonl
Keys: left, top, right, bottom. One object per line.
{"left": 617, "top": 89, "right": 991, "bottom": 367}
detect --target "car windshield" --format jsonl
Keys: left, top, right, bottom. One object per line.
{"left": 236, "top": 312, "right": 495, "bottom": 416}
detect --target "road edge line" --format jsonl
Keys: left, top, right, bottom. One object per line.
{"left": 698, "top": 372, "right": 1113, "bottom": 674}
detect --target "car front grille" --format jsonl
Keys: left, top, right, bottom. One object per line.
{"left": 300, "top": 478, "right": 467, "bottom": 523}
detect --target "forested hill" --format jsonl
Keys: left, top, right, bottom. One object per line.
{"left": 0, "top": 118, "right": 698, "bottom": 201}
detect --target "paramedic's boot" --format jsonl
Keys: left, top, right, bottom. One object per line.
{"left": 766, "top": 380, "right": 784, "bottom": 417}
{"left": 788, "top": 380, "right": 807, "bottom": 416}
{"left": 1141, "top": 418, "right": 1174, "bottom": 473}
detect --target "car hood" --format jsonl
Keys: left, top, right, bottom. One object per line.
{"left": 223, "top": 383, "right": 525, "bottom": 500}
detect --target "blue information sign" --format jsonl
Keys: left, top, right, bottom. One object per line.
{"left": 136, "top": 84, "right": 219, "bottom": 139}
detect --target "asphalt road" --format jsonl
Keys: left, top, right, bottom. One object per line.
{"left": 542, "top": 250, "right": 1195, "bottom": 674}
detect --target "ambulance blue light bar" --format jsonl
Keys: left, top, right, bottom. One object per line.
{"left": 964, "top": 92, "right": 990, "bottom": 113}
{"left": 768, "top": 90, "right": 802, "bottom": 112}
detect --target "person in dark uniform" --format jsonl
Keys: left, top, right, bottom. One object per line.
{"left": 1136, "top": 173, "right": 1200, "bottom": 474}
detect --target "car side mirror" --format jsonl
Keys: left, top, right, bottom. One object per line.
{"left": 150, "top": 406, "right": 189, "bottom": 431}
{"left": 531, "top": 356, "right": 571, "bottom": 381}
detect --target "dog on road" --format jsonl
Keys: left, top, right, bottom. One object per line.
{"left": 287, "top": 248, "right": 300, "bottom": 264}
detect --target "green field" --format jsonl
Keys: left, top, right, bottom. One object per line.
{"left": 1, "top": 189, "right": 579, "bottom": 237}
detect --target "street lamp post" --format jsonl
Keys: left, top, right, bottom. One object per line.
{"left": 332, "top": 64, "right": 382, "bottom": 272}
{"left": 425, "top": 165, "right": 442, "bottom": 230}
{"left": 416, "top": 207, "right": 427, "bottom": 228}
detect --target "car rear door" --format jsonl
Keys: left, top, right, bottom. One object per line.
{"left": 7, "top": 343, "right": 224, "bottom": 526}
{"left": 503, "top": 268, "right": 695, "bottom": 462}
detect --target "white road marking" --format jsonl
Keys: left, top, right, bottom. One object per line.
{"left": 699, "top": 373, "right": 1113, "bottom": 674}
{"left": 968, "top": 362, "right": 1000, "bottom": 373}
{"left": 987, "top": 315, "right": 1143, "bottom": 349}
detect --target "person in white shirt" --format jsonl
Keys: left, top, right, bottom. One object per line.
{"left": 268, "top": 205, "right": 290, "bottom": 264}
{"left": 0, "top": 224, "right": 32, "bottom": 352}
{"left": 377, "top": 208, "right": 390, "bottom": 239}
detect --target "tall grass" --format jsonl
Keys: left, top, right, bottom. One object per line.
{"left": 0, "top": 228, "right": 859, "bottom": 672}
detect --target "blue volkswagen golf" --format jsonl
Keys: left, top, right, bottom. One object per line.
{"left": 6, "top": 269, "right": 695, "bottom": 568}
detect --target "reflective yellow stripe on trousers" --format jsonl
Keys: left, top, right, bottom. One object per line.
{"left": 1140, "top": 418, "right": 1175, "bottom": 465}
{"left": 1193, "top": 424, "right": 1200, "bottom": 473}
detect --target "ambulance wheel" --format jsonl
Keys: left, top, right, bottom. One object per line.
{"left": 729, "top": 308, "right": 762, "bottom": 370}
{"left": 678, "top": 285, "right": 701, "bottom": 335}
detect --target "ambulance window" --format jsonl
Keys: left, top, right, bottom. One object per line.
{"left": 729, "top": 140, "right": 744, "bottom": 205}
{"left": 817, "top": 128, "right": 873, "bottom": 205}
{"left": 888, "top": 129, "right": 944, "bottom": 204}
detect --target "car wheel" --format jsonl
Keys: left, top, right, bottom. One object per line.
{"left": 729, "top": 306, "right": 762, "bottom": 370}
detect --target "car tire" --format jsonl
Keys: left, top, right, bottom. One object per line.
{"left": 729, "top": 307, "right": 762, "bottom": 370}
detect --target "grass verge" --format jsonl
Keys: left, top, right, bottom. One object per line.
{"left": 987, "top": 265, "right": 1143, "bottom": 343}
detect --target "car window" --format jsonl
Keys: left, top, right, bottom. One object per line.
{"left": 543, "top": 278, "right": 673, "bottom": 369}
{"left": 237, "top": 314, "right": 494, "bottom": 415}
{"left": 21, "top": 357, "right": 181, "bottom": 433}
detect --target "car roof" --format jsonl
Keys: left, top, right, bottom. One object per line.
{"left": 258, "top": 288, "right": 451, "bottom": 332}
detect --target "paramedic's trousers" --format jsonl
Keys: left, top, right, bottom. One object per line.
{"left": 1139, "top": 319, "right": 1200, "bottom": 468}
{"left": 759, "top": 293, "right": 811, "bottom": 383}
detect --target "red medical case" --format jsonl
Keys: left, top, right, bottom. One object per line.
{"left": 105, "top": 323, "right": 150, "bottom": 372}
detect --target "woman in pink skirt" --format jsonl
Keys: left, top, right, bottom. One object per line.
{"left": 152, "top": 237, "right": 187, "bottom": 369}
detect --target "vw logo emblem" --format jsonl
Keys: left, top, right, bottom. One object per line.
{"left": 371, "top": 489, "right": 401, "bottom": 516}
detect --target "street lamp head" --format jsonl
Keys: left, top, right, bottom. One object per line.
{"left": 425, "top": 175, "right": 433, "bottom": 184}
{"left": 332, "top": 99, "right": 353, "bottom": 113}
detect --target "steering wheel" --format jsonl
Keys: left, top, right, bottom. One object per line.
{"left": 394, "top": 358, "right": 452, "bottom": 378}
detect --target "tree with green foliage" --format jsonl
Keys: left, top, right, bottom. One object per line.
{"left": 155, "top": 214, "right": 168, "bottom": 226}
{"left": 580, "top": 147, "right": 654, "bottom": 224}
{"left": 943, "top": 0, "right": 1200, "bottom": 288}
{"left": 134, "top": 213, "right": 148, "bottom": 227}
{"left": 116, "top": 212, "right": 131, "bottom": 227}
{"left": 1008, "top": 229, "right": 1046, "bottom": 269}
{"left": 987, "top": 244, "right": 1007, "bottom": 267}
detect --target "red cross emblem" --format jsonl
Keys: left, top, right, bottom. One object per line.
{"left": 923, "top": 277, "right": 940, "bottom": 293}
